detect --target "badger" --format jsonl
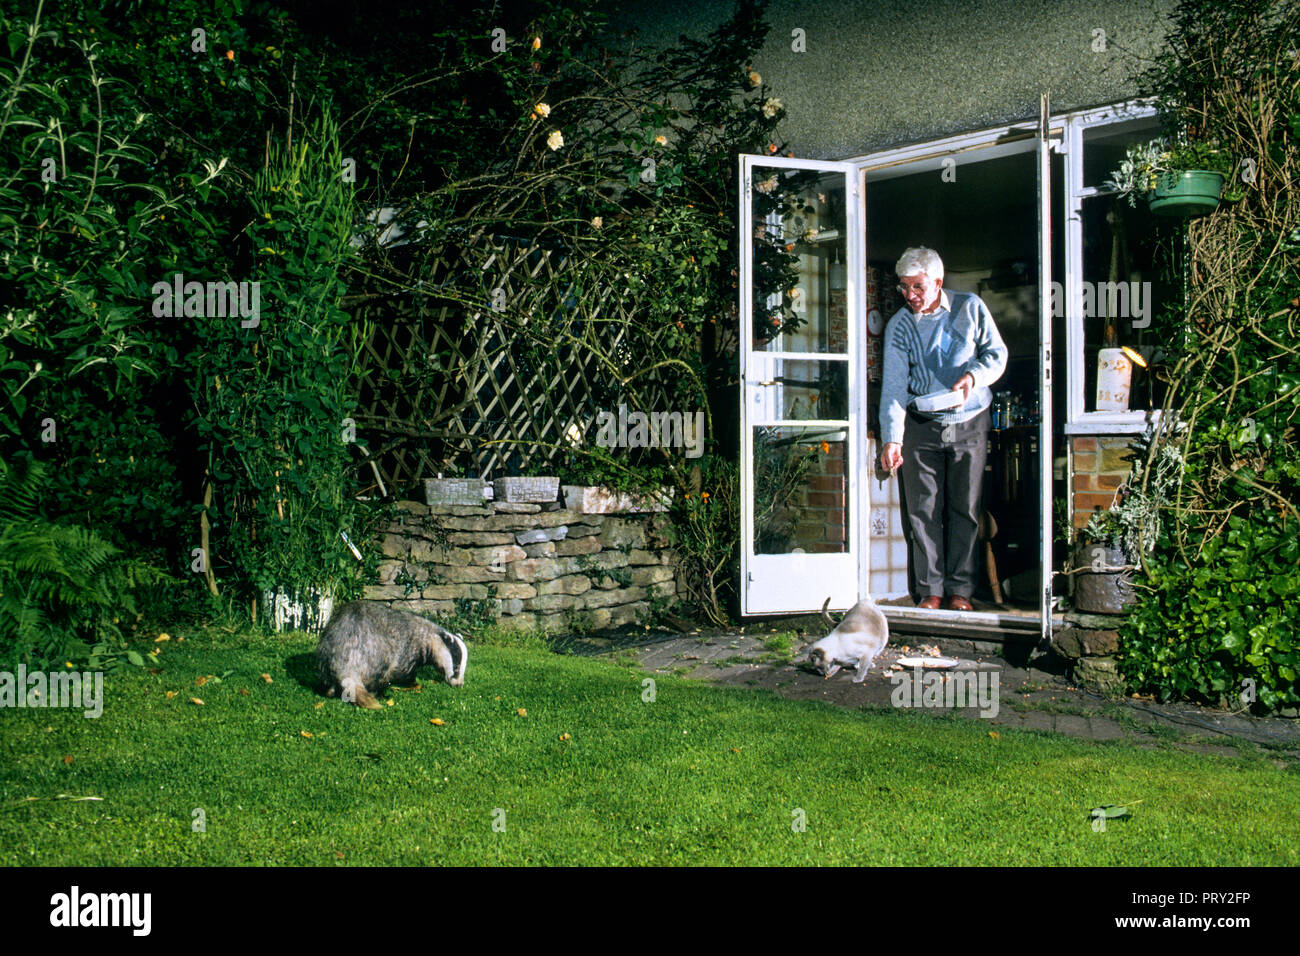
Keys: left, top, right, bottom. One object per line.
{"left": 316, "top": 601, "right": 467, "bottom": 709}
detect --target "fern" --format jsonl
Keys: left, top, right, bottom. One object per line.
{"left": 0, "top": 454, "right": 43, "bottom": 523}
{"left": 0, "top": 456, "right": 174, "bottom": 669}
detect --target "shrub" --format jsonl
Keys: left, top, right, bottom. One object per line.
{"left": 0, "top": 456, "right": 172, "bottom": 669}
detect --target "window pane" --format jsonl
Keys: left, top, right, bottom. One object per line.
{"left": 1079, "top": 193, "right": 1178, "bottom": 413}
{"left": 771, "top": 358, "right": 848, "bottom": 420}
{"left": 751, "top": 167, "right": 848, "bottom": 353}
{"left": 1082, "top": 118, "right": 1160, "bottom": 189}
{"left": 752, "top": 425, "right": 848, "bottom": 554}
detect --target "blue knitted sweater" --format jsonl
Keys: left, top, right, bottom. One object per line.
{"left": 879, "top": 289, "right": 1008, "bottom": 445}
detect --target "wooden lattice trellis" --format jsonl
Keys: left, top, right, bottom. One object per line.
{"left": 348, "top": 234, "right": 681, "bottom": 497}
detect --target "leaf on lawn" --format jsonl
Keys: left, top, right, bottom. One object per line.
{"left": 195, "top": 676, "right": 208, "bottom": 687}
{"left": 1089, "top": 800, "right": 1142, "bottom": 820}
{"left": 165, "top": 690, "right": 177, "bottom": 699}
{"left": 430, "top": 718, "right": 445, "bottom": 725}
{"left": 314, "top": 702, "right": 324, "bottom": 709}
{"left": 190, "top": 697, "right": 204, "bottom": 706}
{"left": 261, "top": 673, "right": 272, "bottom": 684}
{"left": 301, "top": 731, "right": 313, "bottom": 738}
{"left": 62, "top": 755, "right": 73, "bottom": 764}
{"left": 517, "top": 708, "right": 527, "bottom": 716}
{"left": 238, "top": 688, "right": 251, "bottom": 696}
{"left": 989, "top": 731, "right": 1000, "bottom": 739}
{"left": 385, "top": 699, "right": 394, "bottom": 707}
{"left": 154, "top": 633, "right": 171, "bottom": 642}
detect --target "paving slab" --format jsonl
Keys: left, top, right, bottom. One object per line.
{"left": 582, "top": 625, "right": 1300, "bottom": 758}
{"left": 1086, "top": 716, "right": 1127, "bottom": 741}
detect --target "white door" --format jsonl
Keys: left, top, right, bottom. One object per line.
{"left": 1036, "top": 95, "right": 1058, "bottom": 643}
{"left": 738, "top": 156, "right": 864, "bottom": 615}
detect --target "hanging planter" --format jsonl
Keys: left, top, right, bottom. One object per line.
{"left": 1146, "top": 169, "right": 1224, "bottom": 218}
{"left": 1105, "top": 137, "right": 1235, "bottom": 218}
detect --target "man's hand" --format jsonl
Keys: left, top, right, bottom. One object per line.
{"left": 882, "top": 442, "right": 903, "bottom": 473}
{"left": 952, "top": 372, "right": 975, "bottom": 402}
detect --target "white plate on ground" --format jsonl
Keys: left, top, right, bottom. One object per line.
{"left": 895, "top": 656, "right": 961, "bottom": 669}
{"left": 913, "top": 390, "right": 965, "bottom": 412}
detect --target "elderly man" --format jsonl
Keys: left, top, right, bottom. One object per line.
{"left": 879, "top": 247, "right": 1007, "bottom": 611}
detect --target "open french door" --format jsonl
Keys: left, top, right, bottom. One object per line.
{"left": 738, "top": 156, "right": 865, "bottom": 615}
{"left": 1037, "top": 94, "right": 1057, "bottom": 645}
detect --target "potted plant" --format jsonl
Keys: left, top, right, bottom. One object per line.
{"left": 1070, "top": 508, "right": 1138, "bottom": 614}
{"left": 1105, "top": 137, "right": 1239, "bottom": 218}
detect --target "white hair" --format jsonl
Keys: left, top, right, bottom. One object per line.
{"left": 895, "top": 246, "right": 944, "bottom": 281}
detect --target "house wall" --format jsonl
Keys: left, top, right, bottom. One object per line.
{"left": 1070, "top": 434, "right": 1138, "bottom": 529}
{"left": 619, "top": 0, "right": 1175, "bottom": 158}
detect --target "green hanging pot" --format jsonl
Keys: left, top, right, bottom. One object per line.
{"left": 1146, "top": 169, "right": 1224, "bottom": 218}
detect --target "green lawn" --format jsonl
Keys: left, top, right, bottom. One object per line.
{"left": 2, "top": 628, "right": 1296, "bottom": 866}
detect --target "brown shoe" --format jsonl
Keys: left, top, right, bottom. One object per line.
{"left": 917, "top": 596, "right": 943, "bottom": 610}
{"left": 945, "top": 595, "right": 974, "bottom": 612}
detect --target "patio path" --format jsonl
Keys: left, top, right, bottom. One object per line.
{"left": 569, "top": 622, "right": 1300, "bottom": 764}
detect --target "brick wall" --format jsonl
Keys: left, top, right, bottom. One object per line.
{"left": 792, "top": 439, "right": 848, "bottom": 552}
{"left": 1069, "top": 435, "right": 1138, "bottom": 529}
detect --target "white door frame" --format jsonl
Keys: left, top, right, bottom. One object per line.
{"left": 739, "top": 100, "right": 1154, "bottom": 633}
{"left": 841, "top": 116, "right": 1060, "bottom": 632}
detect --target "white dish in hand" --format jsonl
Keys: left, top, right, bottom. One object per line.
{"left": 913, "top": 389, "right": 965, "bottom": 412}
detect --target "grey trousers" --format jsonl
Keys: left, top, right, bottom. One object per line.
{"left": 900, "top": 407, "right": 990, "bottom": 599}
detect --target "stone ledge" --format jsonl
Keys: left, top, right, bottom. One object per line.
{"left": 1054, "top": 626, "right": 1120, "bottom": 659}
{"left": 1064, "top": 610, "right": 1132, "bottom": 629}
{"left": 425, "top": 504, "right": 493, "bottom": 516}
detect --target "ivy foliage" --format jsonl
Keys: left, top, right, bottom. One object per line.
{"left": 1117, "top": 0, "right": 1300, "bottom": 710}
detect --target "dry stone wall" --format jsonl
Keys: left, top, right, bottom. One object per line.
{"left": 363, "top": 486, "right": 680, "bottom": 632}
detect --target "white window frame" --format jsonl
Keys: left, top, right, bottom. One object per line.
{"left": 1058, "top": 99, "right": 1162, "bottom": 435}
{"left": 734, "top": 99, "right": 1168, "bottom": 627}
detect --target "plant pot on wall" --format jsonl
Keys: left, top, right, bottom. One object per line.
{"left": 1072, "top": 542, "right": 1137, "bottom": 614}
{"left": 1147, "top": 170, "right": 1224, "bottom": 218}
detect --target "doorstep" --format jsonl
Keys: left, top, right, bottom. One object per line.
{"left": 880, "top": 605, "right": 1060, "bottom": 644}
